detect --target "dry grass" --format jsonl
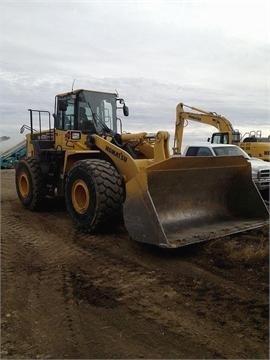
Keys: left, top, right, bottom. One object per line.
{"left": 204, "top": 225, "right": 269, "bottom": 267}
{"left": 223, "top": 235, "right": 269, "bottom": 264}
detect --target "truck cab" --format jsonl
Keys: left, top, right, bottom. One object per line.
{"left": 183, "top": 143, "right": 270, "bottom": 195}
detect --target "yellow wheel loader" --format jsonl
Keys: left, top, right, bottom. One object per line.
{"left": 15, "top": 89, "right": 269, "bottom": 248}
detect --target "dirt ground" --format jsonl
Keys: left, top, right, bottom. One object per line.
{"left": 1, "top": 169, "right": 269, "bottom": 359}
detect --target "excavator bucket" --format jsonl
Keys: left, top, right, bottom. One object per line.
{"left": 123, "top": 156, "right": 269, "bottom": 248}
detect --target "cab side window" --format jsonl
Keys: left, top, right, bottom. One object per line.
{"left": 197, "top": 147, "right": 212, "bottom": 156}
{"left": 64, "top": 98, "right": 75, "bottom": 130}
{"left": 212, "top": 133, "right": 229, "bottom": 144}
{"left": 185, "top": 147, "right": 212, "bottom": 156}
{"left": 56, "top": 97, "right": 75, "bottom": 130}
{"left": 185, "top": 147, "right": 199, "bottom": 156}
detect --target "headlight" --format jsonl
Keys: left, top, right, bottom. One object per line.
{"left": 251, "top": 170, "right": 258, "bottom": 178}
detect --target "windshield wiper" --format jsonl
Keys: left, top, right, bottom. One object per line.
{"left": 87, "top": 101, "right": 115, "bottom": 136}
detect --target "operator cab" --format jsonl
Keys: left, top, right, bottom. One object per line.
{"left": 210, "top": 130, "right": 241, "bottom": 144}
{"left": 53, "top": 89, "right": 128, "bottom": 136}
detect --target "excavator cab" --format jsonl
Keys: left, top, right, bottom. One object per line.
{"left": 211, "top": 131, "right": 241, "bottom": 145}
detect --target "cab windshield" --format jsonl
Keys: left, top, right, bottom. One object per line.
{"left": 78, "top": 91, "right": 117, "bottom": 134}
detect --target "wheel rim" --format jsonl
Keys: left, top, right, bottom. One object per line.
{"left": 18, "top": 172, "right": 30, "bottom": 198}
{"left": 71, "top": 179, "right": 90, "bottom": 214}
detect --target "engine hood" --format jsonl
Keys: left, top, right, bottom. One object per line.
{"left": 248, "top": 158, "right": 270, "bottom": 171}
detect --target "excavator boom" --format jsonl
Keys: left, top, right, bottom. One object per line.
{"left": 173, "top": 103, "right": 236, "bottom": 154}
{"left": 174, "top": 102, "right": 269, "bottom": 161}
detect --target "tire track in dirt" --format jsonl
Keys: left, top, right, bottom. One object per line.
{"left": 2, "top": 209, "right": 85, "bottom": 357}
{"left": 4, "top": 202, "right": 266, "bottom": 358}
{"left": 2, "top": 203, "right": 197, "bottom": 358}
{"left": 1, "top": 170, "right": 269, "bottom": 359}
{"left": 68, "top": 232, "right": 267, "bottom": 359}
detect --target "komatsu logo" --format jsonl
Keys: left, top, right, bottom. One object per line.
{"left": 105, "top": 146, "right": 127, "bottom": 162}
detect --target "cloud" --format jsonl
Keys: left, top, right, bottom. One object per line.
{"left": 0, "top": 0, "right": 269, "bottom": 153}
{"left": 0, "top": 136, "right": 10, "bottom": 142}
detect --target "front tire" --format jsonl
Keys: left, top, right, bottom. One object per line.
{"left": 65, "top": 159, "right": 124, "bottom": 232}
{"left": 15, "top": 158, "right": 45, "bottom": 210}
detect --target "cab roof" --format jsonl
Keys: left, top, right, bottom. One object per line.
{"left": 185, "top": 142, "right": 239, "bottom": 148}
{"left": 56, "top": 89, "right": 117, "bottom": 97}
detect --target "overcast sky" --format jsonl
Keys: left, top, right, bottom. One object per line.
{"left": 0, "top": 0, "right": 269, "bottom": 152}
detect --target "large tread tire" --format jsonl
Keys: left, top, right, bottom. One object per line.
{"left": 65, "top": 159, "right": 124, "bottom": 232}
{"left": 15, "top": 158, "right": 46, "bottom": 210}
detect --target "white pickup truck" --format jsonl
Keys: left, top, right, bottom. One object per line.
{"left": 182, "top": 143, "right": 270, "bottom": 194}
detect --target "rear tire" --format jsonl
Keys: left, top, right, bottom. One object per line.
{"left": 65, "top": 159, "right": 124, "bottom": 232}
{"left": 15, "top": 158, "right": 45, "bottom": 210}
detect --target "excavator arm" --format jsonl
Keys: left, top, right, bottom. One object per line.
{"left": 173, "top": 103, "right": 238, "bottom": 154}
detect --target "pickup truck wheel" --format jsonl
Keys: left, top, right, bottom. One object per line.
{"left": 65, "top": 159, "right": 124, "bottom": 232}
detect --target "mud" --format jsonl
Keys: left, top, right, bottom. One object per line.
{"left": 1, "top": 169, "right": 269, "bottom": 359}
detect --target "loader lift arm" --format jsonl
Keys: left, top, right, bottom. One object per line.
{"left": 173, "top": 103, "right": 240, "bottom": 154}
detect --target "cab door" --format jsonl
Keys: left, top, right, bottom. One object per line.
{"left": 55, "top": 95, "right": 77, "bottom": 131}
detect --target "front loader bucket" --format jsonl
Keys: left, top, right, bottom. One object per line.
{"left": 123, "top": 156, "right": 269, "bottom": 248}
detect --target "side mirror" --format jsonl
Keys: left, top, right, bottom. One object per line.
{"left": 58, "top": 99, "right": 68, "bottom": 111}
{"left": 123, "top": 104, "right": 129, "bottom": 117}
